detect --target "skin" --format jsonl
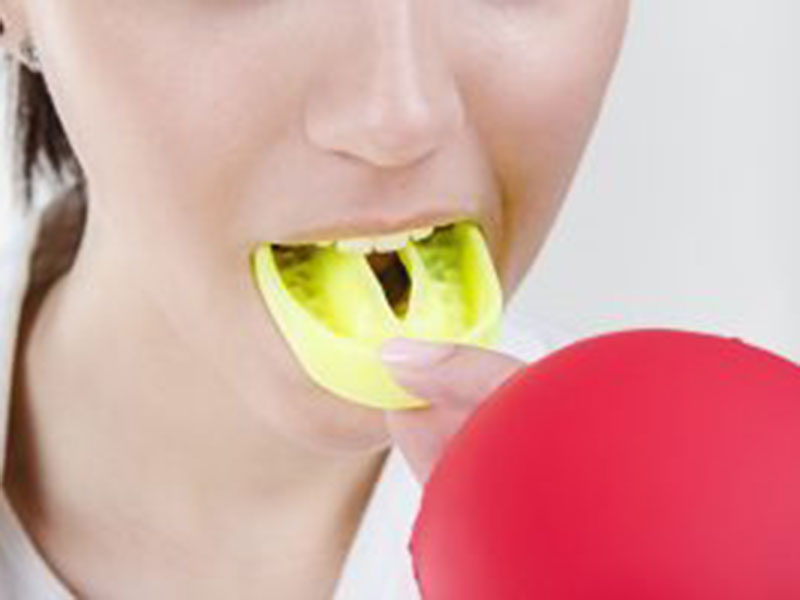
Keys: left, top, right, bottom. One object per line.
{"left": 0, "top": 0, "right": 629, "bottom": 597}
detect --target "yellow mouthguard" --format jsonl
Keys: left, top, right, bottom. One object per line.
{"left": 249, "top": 221, "right": 503, "bottom": 410}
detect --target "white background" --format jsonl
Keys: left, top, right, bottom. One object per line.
{"left": 511, "top": 0, "right": 800, "bottom": 362}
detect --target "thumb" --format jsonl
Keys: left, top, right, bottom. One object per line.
{"left": 379, "top": 336, "right": 527, "bottom": 484}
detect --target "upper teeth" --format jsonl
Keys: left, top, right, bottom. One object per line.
{"left": 318, "top": 225, "right": 436, "bottom": 254}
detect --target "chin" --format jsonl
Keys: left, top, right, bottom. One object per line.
{"left": 261, "top": 379, "right": 394, "bottom": 455}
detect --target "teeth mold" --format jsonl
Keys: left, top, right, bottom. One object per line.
{"left": 250, "top": 221, "right": 503, "bottom": 410}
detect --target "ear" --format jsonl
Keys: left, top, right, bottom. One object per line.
{"left": 0, "top": 0, "right": 36, "bottom": 68}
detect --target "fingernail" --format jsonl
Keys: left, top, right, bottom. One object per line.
{"left": 379, "top": 337, "right": 456, "bottom": 367}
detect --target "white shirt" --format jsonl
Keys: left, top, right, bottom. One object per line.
{"left": 0, "top": 198, "right": 578, "bottom": 599}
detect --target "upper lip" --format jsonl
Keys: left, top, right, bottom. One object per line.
{"left": 275, "top": 209, "right": 478, "bottom": 245}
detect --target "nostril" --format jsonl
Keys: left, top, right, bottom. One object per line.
{"left": 305, "top": 68, "right": 463, "bottom": 170}
{"left": 357, "top": 102, "right": 450, "bottom": 167}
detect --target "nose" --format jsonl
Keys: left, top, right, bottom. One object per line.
{"left": 304, "top": 2, "right": 465, "bottom": 169}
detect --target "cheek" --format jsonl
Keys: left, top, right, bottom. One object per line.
{"left": 34, "top": 2, "right": 322, "bottom": 251}
{"left": 453, "top": 3, "right": 627, "bottom": 292}
{"left": 463, "top": 4, "right": 625, "bottom": 185}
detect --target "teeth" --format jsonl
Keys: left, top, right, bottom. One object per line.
{"left": 410, "top": 225, "right": 434, "bottom": 241}
{"left": 373, "top": 232, "right": 412, "bottom": 252}
{"left": 319, "top": 225, "right": 437, "bottom": 254}
{"left": 335, "top": 237, "right": 377, "bottom": 253}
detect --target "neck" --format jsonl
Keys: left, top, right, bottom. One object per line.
{"left": 6, "top": 207, "right": 389, "bottom": 577}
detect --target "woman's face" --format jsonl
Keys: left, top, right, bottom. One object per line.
{"left": 16, "top": 0, "right": 628, "bottom": 452}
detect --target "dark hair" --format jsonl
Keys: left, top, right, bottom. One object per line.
{"left": 5, "top": 53, "right": 86, "bottom": 213}
{"left": 5, "top": 54, "right": 88, "bottom": 290}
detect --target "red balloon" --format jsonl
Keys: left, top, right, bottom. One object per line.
{"left": 410, "top": 328, "right": 800, "bottom": 600}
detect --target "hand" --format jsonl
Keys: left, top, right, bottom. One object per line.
{"left": 379, "top": 337, "right": 527, "bottom": 485}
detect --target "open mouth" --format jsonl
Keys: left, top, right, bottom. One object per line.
{"left": 250, "top": 219, "right": 503, "bottom": 409}
{"left": 260, "top": 220, "right": 499, "bottom": 338}
{"left": 271, "top": 226, "right": 438, "bottom": 320}
{"left": 365, "top": 250, "right": 412, "bottom": 317}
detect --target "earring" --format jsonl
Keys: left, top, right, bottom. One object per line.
{"left": 0, "top": 18, "right": 41, "bottom": 72}
{"left": 19, "top": 36, "right": 41, "bottom": 72}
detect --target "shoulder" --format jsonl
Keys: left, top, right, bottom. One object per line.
{"left": 0, "top": 493, "right": 75, "bottom": 599}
